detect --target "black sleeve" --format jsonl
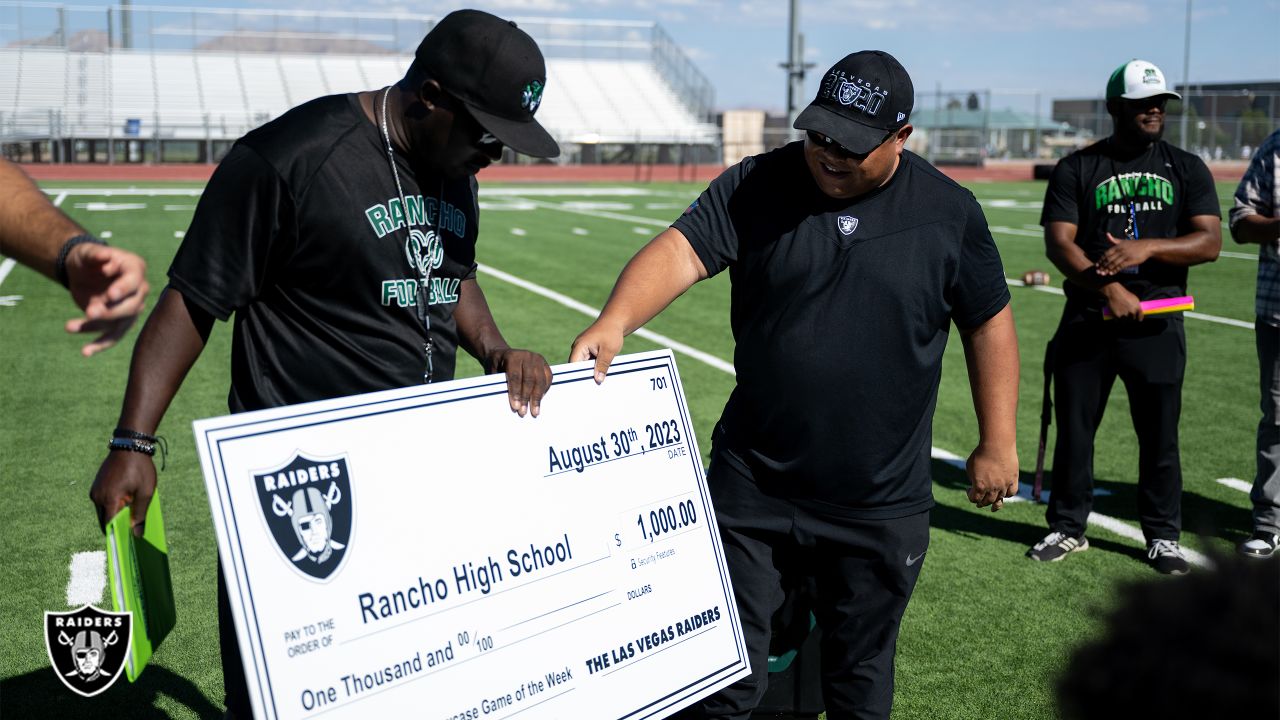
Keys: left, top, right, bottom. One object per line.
{"left": 670, "top": 158, "right": 752, "bottom": 277}
{"left": 167, "top": 143, "right": 296, "bottom": 321}
{"left": 1040, "top": 154, "right": 1081, "bottom": 226}
{"left": 953, "top": 196, "right": 1012, "bottom": 330}
{"left": 1181, "top": 155, "right": 1222, "bottom": 219}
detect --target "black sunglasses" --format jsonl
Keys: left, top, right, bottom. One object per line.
{"left": 806, "top": 129, "right": 894, "bottom": 160}
{"left": 1121, "top": 97, "right": 1169, "bottom": 113}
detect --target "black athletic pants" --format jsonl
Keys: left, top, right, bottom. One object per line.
{"left": 1046, "top": 315, "right": 1186, "bottom": 541}
{"left": 675, "top": 451, "right": 930, "bottom": 720}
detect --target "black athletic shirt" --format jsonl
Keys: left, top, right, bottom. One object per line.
{"left": 1040, "top": 139, "right": 1220, "bottom": 318}
{"left": 672, "top": 142, "right": 1010, "bottom": 518}
{"left": 169, "top": 94, "right": 479, "bottom": 413}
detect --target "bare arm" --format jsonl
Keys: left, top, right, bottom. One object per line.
{"left": 1231, "top": 214, "right": 1280, "bottom": 246}
{"left": 455, "top": 277, "right": 552, "bottom": 418}
{"left": 1094, "top": 215, "right": 1222, "bottom": 275}
{"left": 0, "top": 158, "right": 149, "bottom": 355}
{"left": 89, "top": 287, "right": 213, "bottom": 533}
{"left": 958, "top": 305, "right": 1020, "bottom": 511}
{"left": 569, "top": 227, "right": 708, "bottom": 382}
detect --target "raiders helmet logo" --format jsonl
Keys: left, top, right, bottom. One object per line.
{"left": 254, "top": 453, "right": 354, "bottom": 581}
{"left": 45, "top": 605, "right": 131, "bottom": 697}
{"left": 838, "top": 216, "right": 859, "bottom": 236}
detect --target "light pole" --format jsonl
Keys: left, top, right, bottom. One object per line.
{"left": 1179, "top": 0, "right": 1192, "bottom": 148}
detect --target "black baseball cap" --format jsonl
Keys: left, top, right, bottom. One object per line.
{"left": 416, "top": 10, "right": 560, "bottom": 158}
{"left": 794, "top": 50, "right": 914, "bottom": 155}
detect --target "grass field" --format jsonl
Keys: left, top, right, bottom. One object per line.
{"left": 0, "top": 177, "right": 1261, "bottom": 719}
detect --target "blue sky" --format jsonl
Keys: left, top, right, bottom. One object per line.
{"left": 124, "top": 0, "right": 1280, "bottom": 113}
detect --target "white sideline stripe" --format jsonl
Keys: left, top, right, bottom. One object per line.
{"left": 1219, "top": 251, "right": 1257, "bottom": 261}
{"left": 483, "top": 262, "right": 1205, "bottom": 564}
{"left": 52, "top": 191, "right": 68, "bottom": 207}
{"left": 44, "top": 188, "right": 203, "bottom": 196}
{"left": 929, "top": 448, "right": 1209, "bottom": 567}
{"left": 1185, "top": 311, "right": 1253, "bottom": 329}
{"left": 66, "top": 551, "right": 106, "bottom": 607}
{"left": 1006, "top": 279, "right": 1252, "bottom": 329}
{"left": 476, "top": 263, "right": 736, "bottom": 375}
{"left": 1217, "top": 477, "right": 1252, "bottom": 494}
{"left": 506, "top": 197, "right": 671, "bottom": 227}
{"left": 990, "top": 225, "right": 1043, "bottom": 238}
{"left": 510, "top": 228, "right": 527, "bottom": 236}
{"left": 0, "top": 258, "right": 15, "bottom": 287}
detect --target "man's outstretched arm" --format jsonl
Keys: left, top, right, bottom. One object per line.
{"left": 569, "top": 228, "right": 708, "bottom": 382}
{"left": 0, "top": 158, "right": 149, "bottom": 356}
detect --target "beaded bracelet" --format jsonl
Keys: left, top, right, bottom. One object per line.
{"left": 109, "top": 427, "right": 168, "bottom": 470}
{"left": 54, "top": 234, "right": 107, "bottom": 288}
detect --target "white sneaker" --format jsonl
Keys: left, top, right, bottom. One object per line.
{"left": 1238, "top": 531, "right": 1279, "bottom": 559}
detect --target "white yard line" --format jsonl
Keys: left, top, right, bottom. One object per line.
{"left": 52, "top": 191, "right": 68, "bottom": 207}
{"left": 0, "top": 258, "right": 16, "bottom": 287}
{"left": 501, "top": 196, "right": 671, "bottom": 227}
{"left": 44, "top": 188, "right": 203, "bottom": 197}
{"left": 480, "top": 262, "right": 1212, "bottom": 567}
{"left": 66, "top": 550, "right": 106, "bottom": 607}
{"left": 1217, "top": 477, "right": 1252, "bottom": 494}
{"left": 477, "top": 263, "right": 735, "bottom": 375}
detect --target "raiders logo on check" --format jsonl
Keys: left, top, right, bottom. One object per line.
{"left": 254, "top": 452, "right": 354, "bottom": 581}
{"left": 44, "top": 605, "right": 132, "bottom": 697}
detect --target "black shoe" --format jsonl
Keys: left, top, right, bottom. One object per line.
{"left": 1026, "top": 531, "right": 1089, "bottom": 562}
{"left": 1146, "top": 539, "right": 1190, "bottom": 575}
{"left": 1238, "top": 530, "right": 1280, "bottom": 559}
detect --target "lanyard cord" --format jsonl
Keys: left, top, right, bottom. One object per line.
{"left": 381, "top": 85, "right": 440, "bottom": 384}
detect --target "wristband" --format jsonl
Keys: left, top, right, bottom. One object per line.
{"left": 108, "top": 437, "right": 156, "bottom": 456}
{"left": 108, "top": 427, "right": 168, "bottom": 469}
{"left": 113, "top": 427, "right": 159, "bottom": 444}
{"left": 54, "top": 233, "right": 107, "bottom": 288}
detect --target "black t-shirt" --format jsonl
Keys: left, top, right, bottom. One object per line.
{"left": 1040, "top": 139, "right": 1220, "bottom": 316}
{"left": 672, "top": 143, "right": 1010, "bottom": 518}
{"left": 169, "top": 94, "right": 479, "bottom": 413}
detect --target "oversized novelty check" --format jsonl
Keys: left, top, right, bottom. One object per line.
{"left": 193, "top": 350, "right": 749, "bottom": 720}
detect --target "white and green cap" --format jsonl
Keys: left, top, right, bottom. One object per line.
{"left": 1106, "top": 59, "right": 1181, "bottom": 101}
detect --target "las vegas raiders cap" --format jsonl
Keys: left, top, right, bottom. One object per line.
{"left": 794, "top": 50, "right": 914, "bottom": 155}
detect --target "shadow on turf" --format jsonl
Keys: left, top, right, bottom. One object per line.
{"left": 0, "top": 663, "right": 221, "bottom": 719}
{"left": 929, "top": 460, "right": 1253, "bottom": 557}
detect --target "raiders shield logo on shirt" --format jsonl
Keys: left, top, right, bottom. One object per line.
{"left": 254, "top": 453, "right": 354, "bottom": 581}
{"left": 44, "top": 605, "right": 131, "bottom": 697}
{"left": 838, "top": 216, "right": 859, "bottom": 236}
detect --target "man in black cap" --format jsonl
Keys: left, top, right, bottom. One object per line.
{"left": 571, "top": 50, "right": 1019, "bottom": 719}
{"left": 88, "top": 9, "right": 558, "bottom": 716}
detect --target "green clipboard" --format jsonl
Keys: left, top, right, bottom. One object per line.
{"left": 104, "top": 489, "right": 177, "bottom": 681}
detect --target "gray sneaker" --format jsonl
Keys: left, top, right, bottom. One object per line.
{"left": 1238, "top": 531, "right": 1279, "bottom": 559}
{"left": 1027, "top": 531, "right": 1089, "bottom": 562}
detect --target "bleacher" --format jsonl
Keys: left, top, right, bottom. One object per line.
{"left": 1, "top": 34, "right": 718, "bottom": 156}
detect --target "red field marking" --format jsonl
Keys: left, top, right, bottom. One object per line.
{"left": 22, "top": 160, "right": 1246, "bottom": 184}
